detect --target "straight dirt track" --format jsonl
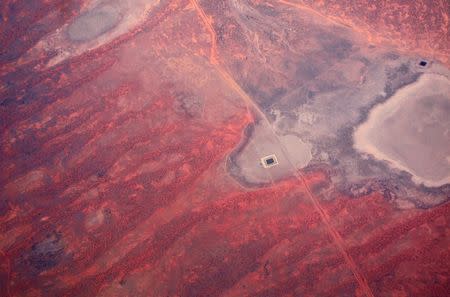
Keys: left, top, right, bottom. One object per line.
{"left": 189, "top": 0, "right": 375, "bottom": 296}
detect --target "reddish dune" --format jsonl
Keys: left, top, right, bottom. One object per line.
{"left": 0, "top": 0, "right": 449, "bottom": 297}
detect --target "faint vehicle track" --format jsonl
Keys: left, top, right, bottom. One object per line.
{"left": 189, "top": 0, "right": 219, "bottom": 64}
{"left": 278, "top": 0, "right": 350, "bottom": 27}
{"left": 190, "top": 1, "right": 375, "bottom": 296}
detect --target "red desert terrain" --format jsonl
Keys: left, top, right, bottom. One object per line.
{"left": 0, "top": 1, "right": 449, "bottom": 296}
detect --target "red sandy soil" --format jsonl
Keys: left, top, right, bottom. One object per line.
{"left": 276, "top": 0, "right": 450, "bottom": 66}
{"left": 0, "top": 0, "right": 449, "bottom": 296}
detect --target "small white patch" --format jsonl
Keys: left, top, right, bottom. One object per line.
{"left": 261, "top": 154, "right": 279, "bottom": 168}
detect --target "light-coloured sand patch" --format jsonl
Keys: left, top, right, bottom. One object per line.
{"left": 233, "top": 122, "right": 312, "bottom": 184}
{"left": 354, "top": 73, "right": 450, "bottom": 187}
{"left": 279, "top": 134, "right": 313, "bottom": 168}
{"left": 25, "top": 0, "right": 161, "bottom": 67}
{"left": 67, "top": 4, "right": 123, "bottom": 42}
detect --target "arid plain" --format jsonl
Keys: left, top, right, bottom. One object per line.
{"left": 1, "top": 0, "right": 449, "bottom": 296}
